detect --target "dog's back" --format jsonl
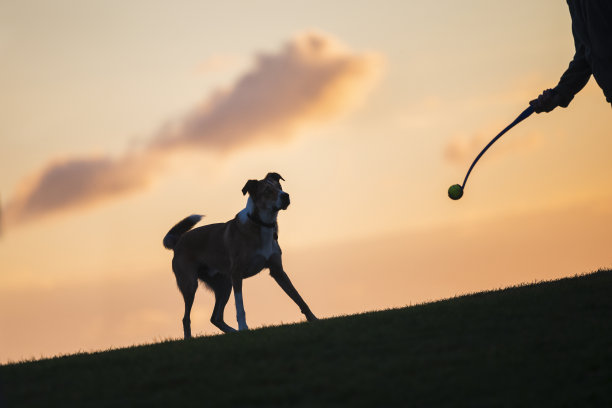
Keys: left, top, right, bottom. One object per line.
{"left": 173, "top": 223, "right": 231, "bottom": 267}
{"left": 165, "top": 216, "right": 234, "bottom": 276}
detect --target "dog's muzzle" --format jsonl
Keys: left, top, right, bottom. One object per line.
{"left": 280, "top": 192, "right": 290, "bottom": 210}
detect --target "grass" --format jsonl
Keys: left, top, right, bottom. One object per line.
{"left": 1, "top": 269, "right": 611, "bottom": 407}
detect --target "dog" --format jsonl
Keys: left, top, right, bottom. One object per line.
{"left": 163, "top": 172, "right": 317, "bottom": 338}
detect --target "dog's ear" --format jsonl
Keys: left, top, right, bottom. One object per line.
{"left": 265, "top": 172, "right": 285, "bottom": 182}
{"left": 242, "top": 180, "right": 259, "bottom": 196}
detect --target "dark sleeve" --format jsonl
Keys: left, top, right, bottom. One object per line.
{"left": 554, "top": 42, "right": 591, "bottom": 107}
{"left": 553, "top": 2, "right": 592, "bottom": 107}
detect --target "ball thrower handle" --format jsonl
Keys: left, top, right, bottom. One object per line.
{"left": 461, "top": 105, "right": 534, "bottom": 190}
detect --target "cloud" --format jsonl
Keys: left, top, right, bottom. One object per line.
{"left": 4, "top": 31, "right": 383, "bottom": 226}
{"left": 4, "top": 153, "right": 160, "bottom": 225}
{"left": 152, "top": 31, "right": 383, "bottom": 152}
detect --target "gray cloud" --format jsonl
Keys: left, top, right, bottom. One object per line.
{"left": 5, "top": 153, "right": 159, "bottom": 224}
{"left": 152, "top": 31, "right": 382, "bottom": 152}
{"left": 4, "top": 31, "right": 382, "bottom": 226}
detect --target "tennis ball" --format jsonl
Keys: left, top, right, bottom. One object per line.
{"left": 448, "top": 184, "right": 463, "bottom": 200}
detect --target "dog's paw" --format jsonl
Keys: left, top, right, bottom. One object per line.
{"left": 306, "top": 313, "right": 318, "bottom": 322}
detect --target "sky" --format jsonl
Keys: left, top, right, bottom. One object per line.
{"left": 1, "top": 0, "right": 611, "bottom": 363}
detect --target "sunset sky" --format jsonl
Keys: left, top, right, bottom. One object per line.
{"left": 1, "top": 0, "right": 611, "bottom": 363}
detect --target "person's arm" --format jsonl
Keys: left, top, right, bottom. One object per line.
{"left": 555, "top": 41, "right": 592, "bottom": 106}
{"left": 530, "top": 7, "right": 592, "bottom": 113}
{"left": 530, "top": 42, "right": 591, "bottom": 113}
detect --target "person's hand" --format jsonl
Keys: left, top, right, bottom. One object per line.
{"left": 529, "top": 88, "right": 562, "bottom": 113}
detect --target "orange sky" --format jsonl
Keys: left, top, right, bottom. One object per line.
{"left": 1, "top": 0, "right": 611, "bottom": 363}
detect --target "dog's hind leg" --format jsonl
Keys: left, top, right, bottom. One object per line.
{"left": 174, "top": 261, "right": 198, "bottom": 339}
{"left": 181, "top": 284, "right": 197, "bottom": 339}
{"left": 208, "top": 274, "right": 236, "bottom": 333}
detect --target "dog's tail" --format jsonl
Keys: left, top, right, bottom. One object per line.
{"left": 163, "top": 214, "right": 203, "bottom": 250}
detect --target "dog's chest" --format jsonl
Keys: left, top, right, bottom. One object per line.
{"left": 256, "top": 228, "right": 278, "bottom": 259}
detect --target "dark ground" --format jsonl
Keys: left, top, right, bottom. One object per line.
{"left": 1, "top": 269, "right": 611, "bottom": 407}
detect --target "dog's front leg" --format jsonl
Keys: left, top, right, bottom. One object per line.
{"left": 231, "top": 273, "right": 249, "bottom": 331}
{"left": 269, "top": 255, "right": 318, "bottom": 322}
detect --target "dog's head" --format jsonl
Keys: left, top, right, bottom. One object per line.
{"left": 242, "top": 172, "right": 290, "bottom": 212}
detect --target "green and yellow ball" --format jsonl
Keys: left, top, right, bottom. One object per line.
{"left": 448, "top": 184, "right": 463, "bottom": 200}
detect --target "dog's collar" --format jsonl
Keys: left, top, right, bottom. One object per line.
{"left": 247, "top": 212, "right": 276, "bottom": 229}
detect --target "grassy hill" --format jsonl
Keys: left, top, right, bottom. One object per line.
{"left": 1, "top": 269, "right": 611, "bottom": 407}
